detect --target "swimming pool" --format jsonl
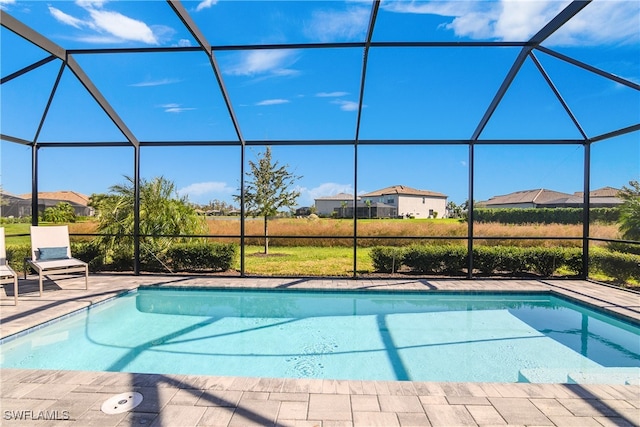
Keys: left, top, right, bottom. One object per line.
{"left": 1, "top": 288, "right": 638, "bottom": 384}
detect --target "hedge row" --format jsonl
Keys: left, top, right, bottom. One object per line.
{"left": 590, "top": 247, "right": 640, "bottom": 282}
{"left": 6, "top": 242, "right": 237, "bottom": 273}
{"left": 370, "top": 245, "right": 640, "bottom": 282}
{"left": 473, "top": 208, "right": 618, "bottom": 225}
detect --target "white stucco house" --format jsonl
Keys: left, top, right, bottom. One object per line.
{"left": 314, "top": 192, "right": 358, "bottom": 216}
{"left": 360, "top": 185, "right": 448, "bottom": 218}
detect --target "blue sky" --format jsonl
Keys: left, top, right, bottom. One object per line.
{"left": 1, "top": 0, "right": 638, "bottom": 207}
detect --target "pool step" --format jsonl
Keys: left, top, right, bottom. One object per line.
{"left": 518, "top": 367, "right": 640, "bottom": 385}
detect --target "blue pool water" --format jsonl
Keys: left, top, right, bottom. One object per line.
{"left": 1, "top": 289, "right": 639, "bottom": 384}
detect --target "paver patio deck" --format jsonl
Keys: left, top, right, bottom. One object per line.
{"left": 1, "top": 274, "right": 639, "bottom": 426}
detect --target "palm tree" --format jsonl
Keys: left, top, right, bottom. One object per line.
{"left": 94, "top": 176, "right": 207, "bottom": 261}
{"left": 618, "top": 180, "right": 640, "bottom": 241}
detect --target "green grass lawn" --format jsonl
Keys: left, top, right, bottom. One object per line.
{"left": 242, "top": 245, "right": 373, "bottom": 276}
{"left": 2, "top": 223, "right": 31, "bottom": 245}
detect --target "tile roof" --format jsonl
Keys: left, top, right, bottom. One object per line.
{"left": 574, "top": 187, "right": 621, "bottom": 198}
{"left": 360, "top": 185, "right": 447, "bottom": 198}
{"left": 19, "top": 191, "right": 90, "bottom": 206}
{"left": 0, "top": 191, "right": 26, "bottom": 201}
{"left": 482, "top": 189, "right": 573, "bottom": 206}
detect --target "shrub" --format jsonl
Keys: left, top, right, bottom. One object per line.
{"left": 42, "top": 202, "right": 76, "bottom": 223}
{"left": 370, "top": 246, "right": 404, "bottom": 273}
{"left": 473, "top": 246, "right": 502, "bottom": 274}
{"left": 590, "top": 248, "right": 640, "bottom": 283}
{"left": 441, "top": 245, "right": 467, "bottom": 274}
{"left": 562, "top": 247, "right": 584, "bottom": 276}
{"left": 495, "top": 246, "right": 528, "bottom": 275}
{"left": 607, "top": 241, "right": 640, "bottom": 255}
{"left": 109, "top": 247, "right": 134, "bottom": 271}
{"left": 474, "top": 207, "right": 618, "bottom": 225}
{"left": 167, "top": 243, "right": 237, "bottom": 272}
{"left": 5, "top": 244, "right": 30, "bottom": 273}
{"left": 402, "top": 245, "right": 441, "bottom": 273}
{"left": 71, "top": 242, "right": 104, "bottom": 271}
{"left": 525, "top": 247, "right": 564, "bottom": 276}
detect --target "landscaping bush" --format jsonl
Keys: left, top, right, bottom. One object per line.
{"left": 386, "top": 244, "right": 589, "bottom": 277}
{"left": 562, "top": 247, "right": 584, "bottom": 276}
{"left": 402, "top": 245, "right": 442, "bottom": 273}
{"left": 525, "top": 247, "right": 564, "bottom": 276}
{"left": 495, "top": 246, "right": 528, "bottom": 275}
{"left": 590, "top": 247, "right": 640, "bottom": 283}
{"left": 607, "top": 241, "right": 640, "bottom": 256}
{"left": 167, "top": 242, "right": 237, "bottom": 272}
{"left": 370, "top": 246, "right": 404, "bottom": 273}
{"left": 472, "top": 246, "right": 502, "bottom": 274}
{"left": 474, "top": 207, "right": 618, "bottom": 225}
{"left": 441, "top": 245, "right": 467, "bottom": 274}
{"left": 108, "top": 247, "right": 135, "bottom": 271}
{"left": 5, "top": 244, "right": 30, "bottom": 273}
{"left": 71, "top": 242, "right": 104, "bottom": 271}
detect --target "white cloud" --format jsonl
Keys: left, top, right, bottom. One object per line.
{"left": 546, "top": 0, "right": 640, "bottom": 46}
{"left": 178, "top": 181, "right": 234, "bottom": 201}
{"left": 331, "top": 100, "right": 360, "bottom": 112}
{"left": 48, "top": 1, "right": 160, "bottom": 45}
{"left": 76, "top": 0, "right": 107, "bottom": 8}
{"left": 316, "top": 91, "right": 349, "bottom": 98}
{"left": 158, "top": 103, "right": 195, "bottom": 113}
{"left": 495, "top": 0, "right": 567, "bottom": 41}
{"left": 224, "top": 50, "right": 299, "bottom": 77}
{"left": 382, "top": 0, "right": 637, "bottom": 46}
{"left": 177, "top": 39, "right": 192, "bottom": 47}
{"left": 130, "top": 78, "right": 181, "bottom": 87}
{"left": 304, "top": 5, "right": 370, "bottom": 42}
{"left": 74, "top": 35, "right": 125, "bottom": 44}
{"left": 196, "top": 0, "right": 218, "bottom": 12}
{"left": 87, "top": 8, "right": 158, "bottom": 44}
{"left": 255, "top": 99, "right": 290, "bottom": 106}
{"left": 49, "top": 6, "right": 85, "bottom": 29}
{"left": 0, "top": 0, "right": 17, "bottom": 8}
{"left": 298, "top": 182, "right": 355, "bottom": 206}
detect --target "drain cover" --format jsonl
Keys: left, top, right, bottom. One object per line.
{"left": 101, "top": 392, "right": 143, "bottom": 414}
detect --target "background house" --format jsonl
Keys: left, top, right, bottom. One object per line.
{"left": 18, "top": 191, "right": 94, "bottom": 217}
{"left": 336, "top": 202, "right": 397, "bottom": 219}
{"left": 0, "top": 192, "right": 31, "bottom": 218}
{"left": 360, "top": 185, "right": 447, "bottom": 219}
{"left": 314, "top": 193, "right": 357, "bottom": 217}
{"left": 479, "top": 187, "right": 623, "bottom": 209}
{"left": 573, "top": 187, "right": 623, "bottom": 208}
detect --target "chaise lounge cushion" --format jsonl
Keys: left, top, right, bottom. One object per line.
{"left": 38, "top": 246, "right": 69, "bottom": 261}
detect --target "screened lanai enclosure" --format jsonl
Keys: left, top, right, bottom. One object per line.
{"left": 1, "top": 0, "right": 639, "bottom": 279}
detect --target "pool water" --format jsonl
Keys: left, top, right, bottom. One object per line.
{"left": 1, "top": 289, "right": 639, "bottom": 384}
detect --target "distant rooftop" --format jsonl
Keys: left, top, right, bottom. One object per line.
{"left": 361, "top": 185, "right": 447, "bottom": 199}
{"left": 19, "top": 191, "right": 90, "bottom": 206}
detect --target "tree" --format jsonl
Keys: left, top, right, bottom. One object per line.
{"left": 446, "top": 201, "right": 462, "bottom": 218}
{"left": 94, "top": 176, "right": 207, "bottom": 261}
{"left": 618, "top": 180, "right": 640, "bottom": 241}
{"left": 236, "top": 147, "right": 301, "bottom": 254}
{"left": 205, "top": 199, "right": 237, "bottom": 215}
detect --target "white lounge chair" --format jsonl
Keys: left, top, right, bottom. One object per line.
{"left": 27, "top": 225, "right": 88, "bottom": 296}
{"left": 0, "top": 227, "right": 19, "bottom": 305}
